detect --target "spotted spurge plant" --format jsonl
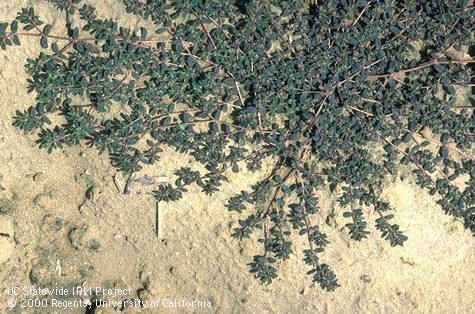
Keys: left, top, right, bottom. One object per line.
{"left": 1, "top": 0, "right": 474, "bottom": 291}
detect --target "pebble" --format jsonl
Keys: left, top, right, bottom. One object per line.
{"left": 33, "top": 193, "right": 52, "bottom": 210}
{"left": 68, "top": 226, "right": 88, "bottom": 250}
{"left": 29, "top": 260, "right": 53, "bottom": 285}
{"left": 88, "top": 239, "right": 101, "bottom": 252}
{"left": 85, "top": 185, "right": 96, "bottom": 201}
{"left": 137, "top": 288, "right": 153, "bottom": 302}
{"left": 360, "top": 274, "right": 372, "bottom": 283}
{"left": 0, "top": 200, "right": 13, "bottom": 214}
{"left": 0, "top": 215, "right": 14, "bottom": 264}
{"left": 32, "top": 172, "right": 46, "bottom": 183}
{"left": 42, "top": 215, "right": 64, "bottom": 232}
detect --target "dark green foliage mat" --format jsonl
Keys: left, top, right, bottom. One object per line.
{"left": 1, "top": 0, "right": 474, "bottom": 291}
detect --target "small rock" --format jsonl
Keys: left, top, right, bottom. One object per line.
{"left": 85, "top": 186, "right": 96, "bottom": 201}
{"left": 68, "top": 226, "right": 87, "bottom": 250}
{"left": 400, "top": 257, "right": 415, "bottom": 266}
{"left": 33, "top": 172, "right": 46, "bottom": 183}
{"left": 360, "top": 274, "right": 372, "bottom": 283}
{"left": 213, "top": 224, "right": 226, "bottom": 238}
{"left": 134, "top": 176, "right": 157, "bottom": 186}
{"left": 0, "top": 201, "right": 13, "bottom": 214}
{"left": 29, "top": 260, "right": 54, "bottom": 285}
{"left": 33, "top": 192, "right": 52, "bottom": 210}
{"left": 0, "top": 190, "right": 15, "bottom": 214}
{"left": 42, "top": 215, "right": 64, "bottom": 232}
{"left": 0, "top": 215, "right": 14, "bottom": 263}
{"left": 325, "top": 213, "right": 338, "bottom": 228}
{"left": 88, "top": 239, "right": 101, "bottom": 252}
{"left": 137, "top": 288, "right": 152, "bottom": 302}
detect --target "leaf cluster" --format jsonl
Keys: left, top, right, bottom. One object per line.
{"left": 1, "top": 0, "right": 474, "bottom": 291}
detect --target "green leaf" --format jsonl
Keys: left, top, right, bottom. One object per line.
{"left": 439, "top": 146, "right": 449, "bottom": 158}
{"left": 12, "top": 35, "right": 20, "bottom": 45}
{"left": 140, "top": 27, "right": 148, "bottom": 40}
{"left": 43, "top": 24, "right": 52, "bottom": 35}
{"left": 0, "top": 22, "right": 7, "bottom": 35}
{"left": 232, "top": 163, "right": 239, "bottom": 173}
{"left": 40, "top": 36, "right": 48, "bottom": 49}
{"left": 210, "top": 122, "right": 219, "bottom": 132}
{"left": 182, "top": 112, "right": 192, "bottom": 123}
{"left": 11, "top": 20, "right": 18, "bottom": 33}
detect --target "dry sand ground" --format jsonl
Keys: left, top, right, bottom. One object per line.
{"left": 0, "top": 1, "right": 474, "bottom": 313}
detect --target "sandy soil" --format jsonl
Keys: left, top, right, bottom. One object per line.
{"left": 0, "top": 1, "right": 474, "bottom": 313}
